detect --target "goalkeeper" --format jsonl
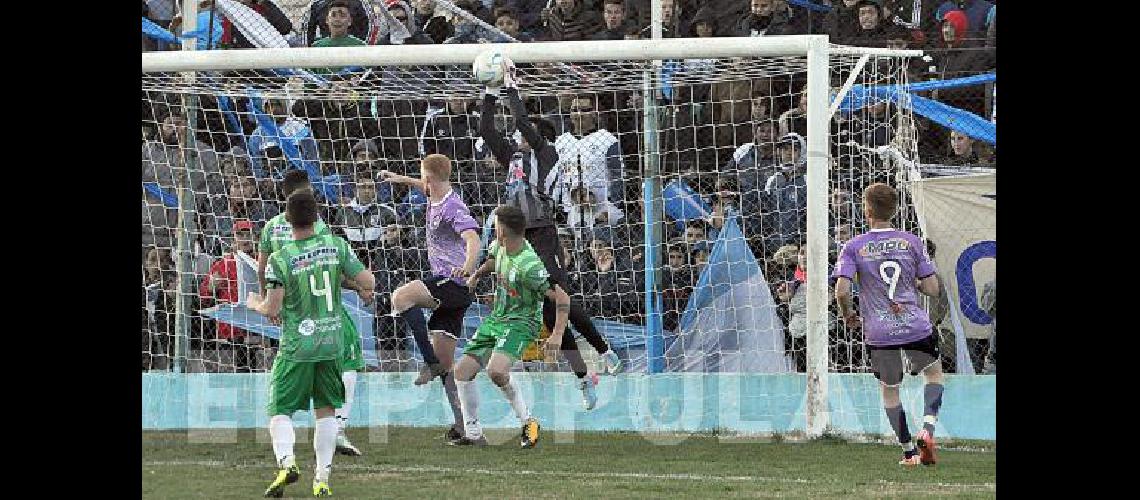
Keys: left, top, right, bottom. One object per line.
{"left": 477, "top": 56, "right": 622, "bottom": 411}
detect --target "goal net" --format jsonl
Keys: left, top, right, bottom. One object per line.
{"left": 142, "top": 36, "right": 922, "bottom": 436}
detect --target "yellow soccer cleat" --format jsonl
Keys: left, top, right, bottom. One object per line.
{"left": 520, "top": 417, "right": 540, "bottom": 449}
{"left": 263, "top": 465, "right": 300, "bottom": 498}
{"left": 313, "top": 480, "right": 332, "bottom": 497}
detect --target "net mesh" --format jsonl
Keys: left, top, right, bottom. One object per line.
{"left": 142, "top": 46, "right": 930, "bottom": 377}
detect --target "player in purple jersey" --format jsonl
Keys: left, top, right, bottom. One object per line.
{"left": 832, "top": 183, "right": 945, "bottom": 467}
{"left": 379, "top": 154, "right": 482, "bottom": 441}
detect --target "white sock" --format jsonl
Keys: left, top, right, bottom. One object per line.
{"left": 268, "top": 415, "right": 296, "bottom": 468}
{"left": 335, "top": 371, "right": 358, "bottom": 434}
{"left": 456, "top": 379, "right": 483, "bottom": 438}
{"left": 498, "top": 378, "right": 530, "bottom": 425}
{"left": 313, "top": 417, "right": 337, "bottom": 483}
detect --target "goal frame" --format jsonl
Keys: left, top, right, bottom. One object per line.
{"left": 143, "top": 35, "right": 921, "bottom": 437}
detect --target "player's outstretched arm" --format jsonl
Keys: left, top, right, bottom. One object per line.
{"left": 378, "top": 170, "right": 426, "bottom": 193}
{"left": 477, "top": 90, "right": 514, "bottom": 167}
{"left": 257, "top": 252, "right": 269, "bottom": 298}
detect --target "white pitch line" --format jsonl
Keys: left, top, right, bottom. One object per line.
{"left": 143, "top": 461, "right": 995, "bottom": 491}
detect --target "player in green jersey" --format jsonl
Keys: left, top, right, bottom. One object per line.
{"left": 451, "top": 205, "right": 571, "bottom": 448}
{"left": 247, "top": 190, "right": 375, "bottom": 497}
{"left": 258, "top": 169, "right": 367, "bottom": 457}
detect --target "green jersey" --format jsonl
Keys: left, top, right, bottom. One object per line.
{"left": 487, "top": 240, "right": 550, "bottom": 328}
{"left": 260, "top": 213, "right": 331, "bottom": 255}
{"left": 266, "top": 234, "right": 365, "bottom": 362}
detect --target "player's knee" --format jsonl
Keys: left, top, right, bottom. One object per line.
{"left": 488, "top": 368, "right": 510, "bottom": 388}
{"left": 880, "top": 384, "right": 901, "bottom": 405}
{"left": 922, "top": 362, "right": 944, "bottom": 383}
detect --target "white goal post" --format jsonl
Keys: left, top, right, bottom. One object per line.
{"left": 143, "top": 35, "right": 921, "bottom": 438}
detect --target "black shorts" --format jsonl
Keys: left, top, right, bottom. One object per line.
{"left": 868, "top": 334, "right": 940, "bottom": 387}
{"left": 524, "top": 225, "right": 568, "bottom": 290}
{"left": 422, "top": 275, "right": 474, "bottom": 339}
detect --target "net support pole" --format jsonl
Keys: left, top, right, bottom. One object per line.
{"left": 643, "top": 0, "right": 665, "bottom": 374}
{"left": 804, "top": 35, "right": 831, "bottom": 437}
{"left": 172, "top": 0, "right": 200, "bottom": 373}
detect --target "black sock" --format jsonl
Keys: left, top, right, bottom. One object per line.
{"left": 923, "top": 383, "right": 944, "bottom": 435}
{"left": 885, "top": 405, "right": 912, "bottom": 448}
{"left": 400, "top": 308, "right": 438, "bottom": 364}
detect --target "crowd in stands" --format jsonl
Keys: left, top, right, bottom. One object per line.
{"left": 142, "top": 0, "right": 996, "bottom": 373}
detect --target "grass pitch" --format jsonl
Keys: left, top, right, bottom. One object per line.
{"left": 143, "top": 427, "right": 995, "bottom": 499}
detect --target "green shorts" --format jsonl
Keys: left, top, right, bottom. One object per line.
{"left": 267, "top": 357, "right": 345, "bottom": 417}
{"left": 463, "top": 318, "right": 538, "bottom": 361}
{"left": 339, "top": 308, "right": 364, "bottom": 372}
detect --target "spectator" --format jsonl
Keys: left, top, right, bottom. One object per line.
{"left": 554, "top": 95, "right": 626, "bottom": 216}
{"left": 335, "top": 172, "right": 400, "bottom": 260}
{"left": 378, "top": 0, "right": 437, "bottom": 44}
{"left": 247, "top": 97, "right": 319, "bottom": 181}
{"left": 762, "top": 133, "right": 807, "bottom": 250}
{"left": 493, "top": 7, "right": 536, "bottom": 41}
{"left": 775, "top": 245, "right": 807, "bottom": 371}
{"left": 647, "top": 0, "right": 691, "bottom": 38}
{"left": 292, "top": 78, "right": 380, "bottom": 169}
{"left": 935, "top": 0, "right": 993, "bottom": 40}
{"left": 199, "top": 176, "right": 279, "bottom": 255}
{"left": 305, "top": 0, "right": 373, "bottom": 46}
{"left": 198, "top": 220, "right": 257, "bottom": 345}
{"left": 543, "top": 0, "right": 604, "bottom": 41}
{"left": 683, "top": 219, "right": 709, "bottom": 248}
{"left": 311, "top": 0, "right": 368, "bottom": 47}
{"left": 580, "top": 231, "right": 643, "bottom": 322}
{"left": 410, "top": 0, "right": 436, "bottom": 28}
{"left": 725, "top": 121, "right": 778, "bottom": 204}
{"left": 689, "top": 4, "right": 720, "bottom": 38}
{"left": 778, "top": 89, "right": 808, "bottom": 137}
{"left": 566, "top": 185, "right": 624, "bottom": 238}
{"left": 929, "top": 9, "right": 994, "bottom": 117}
{"left": 444, "top": 0, "right": 503, "bottom": 43}
{"left": 848, "top": 0, "right": 892, "bottom": 47}
{"left": 143, "top": 246, "right": 177, "bottom": 370}
{"left": 735, "top": 0, "right": 799, "bottom": 37}
{"left": 661, "top": 239, "right": 696, "bottom": 331}
{"left": 591, "top": 0, "right": 629, "bottom": 40}
{"left": 219, "top": 0, "right": 293, "bottom": 49}
{"left": 940, "top": 129, "right": 986, "bottom": 166}
{"left": 830, "top": 187, "right": 865, "bottom": 230}
{"left": 825, "top": 0, "right": 857, "bottom": 44}
{"left": 419, "top": 97, "right": 478, "bottom": 162}
{"left": 142, "top": 111, "right": 223, "bottom": 253}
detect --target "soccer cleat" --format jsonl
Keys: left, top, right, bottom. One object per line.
{"left": 263, "top": 465, "right": 300, "bottom": 498}
{"left": 602, "top": 350, "right": 623, "bottom": 374}
{"left": 414, "top": 363, "right": 447, "bottom": 386}
{"left": 898, "top": 452, "right": 922, "bottom": 467}
{"left": 915, "top": 429, "right": 938, "bottom": 465}
{"left": 579, "top": 373, "right": 598, "bottom": 410}
{"left": 335, "top": 433, "right": 362, "bottom": 456}
{"left": 448, "top": 435, "right": 489, "bottom": 447}
{"left": 520, "top": 417, "right": 540, "bottom": 449}
{"left": 312, "top": 480, "right": 332, "bottom": 497}
{"left": 445, "top": 425, "right": 463, "bottom": 441}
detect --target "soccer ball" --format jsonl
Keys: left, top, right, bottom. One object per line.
{"left": 472, "top": 50, "right": 506, "bottom": 87}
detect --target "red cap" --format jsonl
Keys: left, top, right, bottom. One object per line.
{"left": 234, "top": 220, "right": 254, "bottom": 233}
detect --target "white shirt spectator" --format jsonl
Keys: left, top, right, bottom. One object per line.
{"left": 553, "top": 129, "right": 619, "bottom": 213}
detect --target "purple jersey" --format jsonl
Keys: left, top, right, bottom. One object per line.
{"left": 426, "top": 189, "right": 480, "bottom": 284}
{"left": 832, "top": 228, "right": 936, "bottom": 346}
